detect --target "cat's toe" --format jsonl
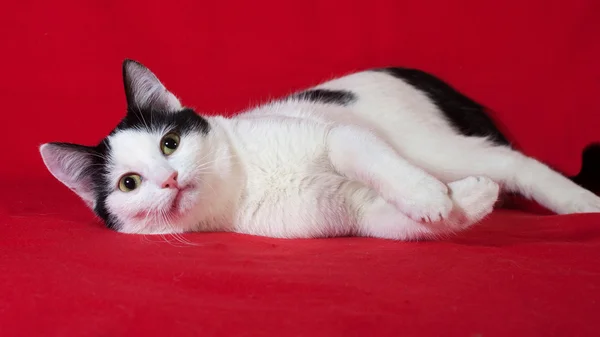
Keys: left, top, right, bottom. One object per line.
{"left": 448, "top": 176, "right": 499, "bottom": 223}
{"left": 401, "top": 190, "right": 454, "bottom": 223}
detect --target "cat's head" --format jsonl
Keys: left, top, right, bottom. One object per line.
{"left": 40, "top": 60, "right": 223, "bottom": 234}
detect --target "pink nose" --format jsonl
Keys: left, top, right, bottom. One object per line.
{"left": 161, "top": 172, "right": 179, "bottom": 189}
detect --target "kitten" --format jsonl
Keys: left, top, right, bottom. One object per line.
{"left": 39, "top": 60, "right": 600, "bottom": 240}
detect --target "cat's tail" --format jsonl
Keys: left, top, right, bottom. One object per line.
{"left": 570, "top": 143, "right": 600, "bottom": 195}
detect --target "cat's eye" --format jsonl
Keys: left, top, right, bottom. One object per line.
{"left": 118, "top": 174, "right": 142, "bottom": 192}
{"left": 161, "top": 133, "right": 180, "bottom": 156}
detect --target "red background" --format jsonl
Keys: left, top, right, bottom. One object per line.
{"left": 1, "top": 1, "right": 600, "bottom": 336}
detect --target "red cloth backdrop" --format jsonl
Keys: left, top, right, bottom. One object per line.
{"left": 1, "top": 1, "right": 599, "bottom": 337}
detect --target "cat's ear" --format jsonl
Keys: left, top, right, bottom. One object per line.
{"left": 122, "top": 59, "right": 182, "bottom": 112}
{"left": 39, "top": 143, "right": 97, "bottom": 208}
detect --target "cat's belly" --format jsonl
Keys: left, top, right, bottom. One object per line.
{"left": 233, "top": 173, "right": 359, "bottom": 238}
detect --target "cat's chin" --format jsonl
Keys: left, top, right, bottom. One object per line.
{"left": 129, "top": 185, "right": 196, "bottom": 223}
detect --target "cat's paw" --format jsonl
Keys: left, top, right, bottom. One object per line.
{"left": 559, "top": 191, "right": 600, "bottom": 214}
{"left": 448, "top": 176, "right": 499, "bottom": 227}
{"left": 390, "top": 178, "right": 453, "bottom": 223}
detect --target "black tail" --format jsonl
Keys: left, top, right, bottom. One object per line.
{"left": 570, "top": 143, "right": 600, "bottom": 195}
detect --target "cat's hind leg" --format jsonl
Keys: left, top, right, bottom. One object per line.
{"left": 327, "top": 125, "right": 454, "bottom": 223}
{"left": 352, "top": 176, "right": 499, "bottom": 240}
{"left": 503, "top": 150, "right": 600, "bottom": 214}
{"left": 401, "top": 133, "right": 600, "bottom": 215}
{"left": 446, "top": 176, "right": 500, "bottom": 228}
{"left": 426, "top": 142, "right": 600, "bottom": 215}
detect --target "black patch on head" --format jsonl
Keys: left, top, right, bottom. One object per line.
{"left": 291, "top": 89, "right": 357, "bottom": 106}
{"left": 89, "top": 139, "right": 116, "bottom": 229}
{"left": 373, "top": 67, "right": 510, "bottom": 146}
{"left": 115, "top": 107, "right": 210, "bottom": 135}
{"left": 88, "top": 107, "right": 210, "bottom": 230}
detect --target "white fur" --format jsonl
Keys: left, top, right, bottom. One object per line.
{"left": 41, "top": 66, "right": 600, "bottom": 240}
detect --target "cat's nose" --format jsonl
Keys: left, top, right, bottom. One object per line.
{"left": 161, "top": 172, "right": 179, "bottom": 189}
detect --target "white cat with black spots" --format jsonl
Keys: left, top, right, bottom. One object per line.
{"left": 40, "top": 60, "right": 600, "bottom": 240}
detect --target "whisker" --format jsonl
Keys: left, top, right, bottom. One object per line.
{"left": 195, "top": 155, "right": 236, "bottom": 169}
{"left": 195, "top": 151, "right": 214, "bottom": 163}
{"left": 135, "top": 106, "right": 150, "bottom": 130}
{"left": 201, "top": 177, "right": 217, "bottom": 195}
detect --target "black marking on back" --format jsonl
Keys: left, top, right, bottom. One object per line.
{"left": 373, "top": 67, "right": 510, "bottom": 146}
{"left": 291, "top": 89, "right": 357, "bottom": 106}
{"left": 88, "top": 107, "right": 210, "bottom": 230}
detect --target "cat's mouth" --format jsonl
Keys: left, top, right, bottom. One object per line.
{"left": 132, "top": 185, "right": 195, "bottom": 221}
{"left": 169, "top": 185, "right": 193, "bottom": 212}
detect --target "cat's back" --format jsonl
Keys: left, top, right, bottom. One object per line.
{"left": 242, "top": 69, "right": 466, "bottom": 145}
{"left": 261, "top": 68, "right": 507, "bottom": 182}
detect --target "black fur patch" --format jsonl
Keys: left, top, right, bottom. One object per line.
{"left": 373, "top": 67, "right": 510, "bottom": 145}
{"left": 114, "top": 107, "right": 210, "bottom": 136}
{"left": 90, "top": 139, "right": 115, "bottom": 229}
{"left": 571, "top": 143, "right": 600, "bottom": 195}
{"left": 84, "top": 107, "right": 210, "bottom": 230}
{"left": 292, "top": 89, "right": 356, "bottom": 106}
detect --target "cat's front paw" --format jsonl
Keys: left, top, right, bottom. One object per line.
{"left": 389, "top": 179, "right": 453, "bottom": 223}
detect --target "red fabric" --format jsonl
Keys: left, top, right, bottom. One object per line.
{"left": 1, "top": 1, "right": 600, "bottom": 336}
